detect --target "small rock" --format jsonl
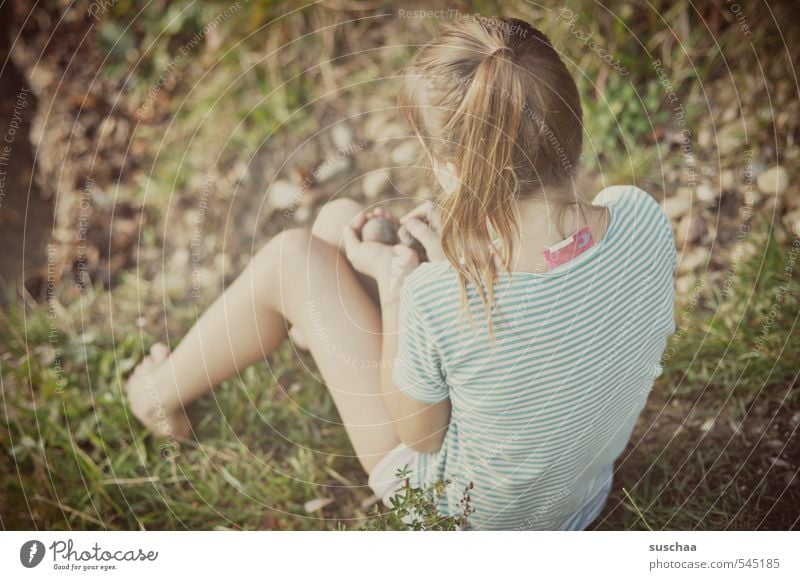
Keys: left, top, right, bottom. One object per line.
{"left": 696, "top": 183, "right": 717, "bottom": 203}
{"left": 676, "top": 215, "right": 706, "bottom": 245}
{"left": 398, "top": 225, "right": 427, "bottom": 261}
{"left": 364, "top": 113, "right": 405, "bottom": 141}
{"left": 303, "top": 497, "right": 335, "bottom": 513}
{"left": 331, "top": 123, "right": 354, "bottom": 151}
{"left": 361, "top": 217, "right": 398, "bottom": 245}
{"left": 785, "top": 210, "right": 800, "bottom": 237}
{"left": 675, "top": 275, "right": 694, "bottom": 296}
{"left": 663, "top": 195, "right": 693, "bottom": 220}
{"left": 294, "top": 206, "right": 311, "bottom": 223}
{"left": 314, "top": 156, "right": 350, "bottom": 184}
{"left": 720, "top": 169, "right": 735, "bottom": 191}
{"left": 716, "top": 122, "right": 747, "bottom": 156}
{"left": 757, "top": 165, "right": 789, "bottom": 195}
{"left": 268, "top": 180, "right": 302, "bottom": 210}
{"left": 771, "top": 457, "right": 792, "bottom": 469}
{"left": 742, "top": 187, "right": 762, "bottom": 206}
{"left": 362, "top": 168, "right": 391, "bottom": 199}
{"left": 391, "top": 140, "right": 419, "bottom": 165}
{"left": 677, "top": 248, "right": 709, "bottom": 274}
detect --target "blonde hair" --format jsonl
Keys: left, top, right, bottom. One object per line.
{"left": 399, "top": 16, "right": 586, "bottom": 335}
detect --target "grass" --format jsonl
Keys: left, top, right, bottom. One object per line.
{"left": 592, "top": 222, "right": 799, "bottom": 530}
{"left": 2, "top": 0, "right": 799, "bottom": 530}
{"left": 2, "top": 221, "right": 796, "bottom": 530}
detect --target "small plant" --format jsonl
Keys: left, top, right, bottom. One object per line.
{"left": 361, "top": 467, "right": 474, "bottom": 531}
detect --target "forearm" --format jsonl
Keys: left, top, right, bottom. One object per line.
{"left": 376, "top": 277, "right": 450, "bottom": 453}
{"left": 377, "top": 279, "right": 403, "bottom": 423}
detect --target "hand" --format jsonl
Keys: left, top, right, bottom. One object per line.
{"left": 343, "top": 210, "right": 420, "bottom": 289}
{"left": 400, "top": 202, "right": 446, "bottom": 262}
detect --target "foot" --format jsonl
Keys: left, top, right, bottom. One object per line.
{"left": 125, "top": 343, "right": 190, "bottom": 439}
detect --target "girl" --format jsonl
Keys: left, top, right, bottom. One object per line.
{"left": 126, "top": 16, "right": 676, "bottom": 530}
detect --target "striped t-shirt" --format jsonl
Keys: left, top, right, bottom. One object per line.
{"left": 393, "top": 185, "right": 677, "bottom": 530}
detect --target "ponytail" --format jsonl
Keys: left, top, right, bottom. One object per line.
{"left": 399, "top": 17, "right": 584, "bottom": 342}
{"left": 439, "top": 45, "right": 523, "bottom": 340}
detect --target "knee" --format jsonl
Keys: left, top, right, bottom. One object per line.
{"left": 311, "top": 198, "right": 363, "bottom": 246}
{"left": 256, "top": 227, "right": 343, "bottom": 278}
{"left": 257, "top": 228, "right": 313, "bottom": 268}
{"left": 254, "top": 228, "right": 345, "bottom": 305}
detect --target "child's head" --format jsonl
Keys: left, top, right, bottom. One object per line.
{"left": 399, "top": 16, "right": 583, "bottom": 312}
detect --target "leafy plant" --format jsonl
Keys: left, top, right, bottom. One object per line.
{"left": 361, "top": 468, "right": 473, "bottom": 531}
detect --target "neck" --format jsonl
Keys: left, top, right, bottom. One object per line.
{"left": 501, "top": 196, "right": 600, "bottom": 273}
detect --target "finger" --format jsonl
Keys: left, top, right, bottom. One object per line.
{"left": 349, "top": 211, "right": 368, "bottom": 234}
{"left": 403, "top": 217, "right": 439, "bottom": 251}
{"left": 427, "top": 206, "right": 442, "bottom": 230}
{"left": 401, "top": 201, "right": 433, "bottom": 223}
{"left": 393, "top": 243, "right": 419, "bottom": 265}
{"left": 342, "top": 225, "right": 360, "bottom": 257}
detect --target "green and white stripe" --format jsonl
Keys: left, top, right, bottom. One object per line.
{"left": 393, "top": 186, "right": 677, "bottom": 530}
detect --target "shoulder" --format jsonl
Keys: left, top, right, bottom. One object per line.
{"left": 400, "top": 260, "right": 462, "bottom": 320}
{"left": 402, "top": 260, "right": 458, "bottom": 297}
{"left": 596, "top": 185, "right": 676, "bottom": 272}
{"left": 595, "top": 185, "right": 671, "bottom": 234}
{"left": 593, "top": 184, "right": 661, "bottom": 214}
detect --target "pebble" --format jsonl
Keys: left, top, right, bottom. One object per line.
{"left": 742, "top": 187, "right": 762, "bottom": 206}
{"left": 313, "top": 156, "right": 350, "bottom": 184}
{"left": 696, "top": 183, "right": 717, "bottom": 203}
{"left": 677, "top": 248, "right": 709, "bottom": 274}
{"left": 663, "top": 195, "right": 693, "bottom": 220}
{"left": 268, "top": 179, "right": 302, "bottom": 209}
{"left": 303, "top": 497, "right": 335, "bottom": 513}
{"left": 674, "top": 275, "right": 695, "bottom": 296}
{"left": 676, "top": 215, "right": 706, "bottom": 245}
{"left": 398, "top": 225, "right": 427, "bottom": 261}
{"left": 785, "top": 210, "right": 800, "bottom": 237}
{"left": 293, "top": 206, "right": 311, "bottom": 223}
{"left": 716, "top": 122, "right": 746, "bottom": 156}
{"left": 361, "top": 217, "right": 398, "bottom": 244}
{"left": 331, "top": 123, "right": 354, "bottom": 150}
{"left": 362, "top": 168, "right": 391, "bottom": 199}
{"left": 391, "top": 140, "right": 419, "bottom": 165}
{"left": 720, "top": 169, "right": 736, "bottom": 191}
{"left": 756, "top": 165, "right": 789, "bottom": 195}
{"left": 364, "top": 112, "right": 406, "bottom": 141}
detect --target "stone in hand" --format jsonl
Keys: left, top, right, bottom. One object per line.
{"left": 398, "top": 225, "right": 428, "bottom": 262}
{"left": 361, "top": 217, "right": 399, "bottom": 245}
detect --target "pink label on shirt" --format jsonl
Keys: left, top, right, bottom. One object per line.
{"left": 542, "top": 225, "right": 596, "bottom": 269}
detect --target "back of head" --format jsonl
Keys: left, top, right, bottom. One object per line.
{"left": 399, "top": 16, "right": 584, "bottom": 329}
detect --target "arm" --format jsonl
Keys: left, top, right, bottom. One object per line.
{"left": 343, "top": 205, "right": 451, "bottom": 454}
{"left": 378, "top": 280, "right": 451, "bottom": 453}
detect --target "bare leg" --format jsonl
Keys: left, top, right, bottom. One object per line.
{"left": 126, "top": 201, "right": 399, "bottom": 473}
{"left": 288, "top": 198, "right": 380, "bottom": 350}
